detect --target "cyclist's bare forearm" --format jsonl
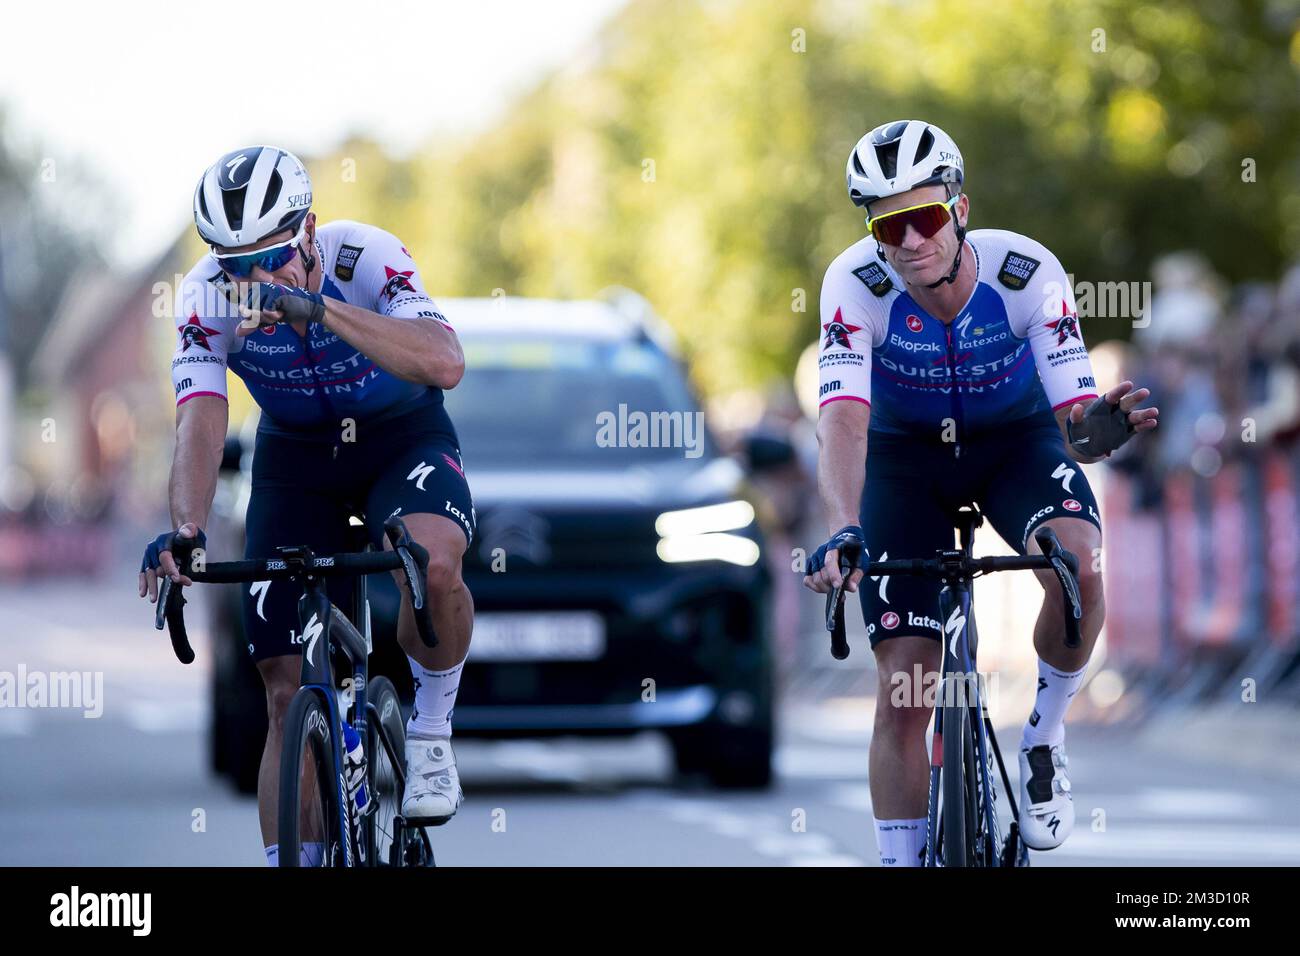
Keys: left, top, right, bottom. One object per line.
{"left": 170, "top": 395, "right": 228, "bottom": 532}
{"left": 816, "top": 400, "right": 870, "bottom": 532}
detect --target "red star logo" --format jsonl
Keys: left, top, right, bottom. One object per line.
{"left": 381, "top": 266, "right": 416, "bottom": 301}
{"left": 178, "top": 312, "right": 220, "bottom": 352}
{"left": 822, "top": 307, "right": 862, "bottom": 349}
{"left": 1045, "top": 301, "right": 1081, "bottom": 346}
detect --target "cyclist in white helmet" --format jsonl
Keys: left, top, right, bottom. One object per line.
{"left": 140, "top": 145, "right": 474, "bottom": 864}
{"left": 804, "top": 120, "right": 1159, "bottom": 863}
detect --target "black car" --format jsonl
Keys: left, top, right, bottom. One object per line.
{"left": 209, "top": 292, "right": 775, "bottom": 790}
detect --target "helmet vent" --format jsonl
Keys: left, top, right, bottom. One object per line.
{"left": 196, "top": 188, "right": 210, "bottom": 225}
{"left": 913, "top": 129, "right": 935, "bottom": 168}
{"left": 222, "top": 187, "right": 246, "bottom": 232}
{"left": 260, "top": 170, "right": 283, "bottom": 218}
{"left": 876, "top": 141, "right": 900, "bottom": 180}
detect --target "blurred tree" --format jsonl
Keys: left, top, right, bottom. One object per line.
{"left": 0, "top": 107, "right": 110, "bottom": 390}
{"left": 310, "top": 0, "right": 1300, "bottom": 397}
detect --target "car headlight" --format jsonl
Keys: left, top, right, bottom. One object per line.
{"left": 654, "top": 500, "right": 755, "bottom": 537}
{"left": 655, "top": 500, "right": 759, "bottom": 566}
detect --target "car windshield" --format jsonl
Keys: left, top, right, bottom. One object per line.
{"left": 444, "top": 338, "right": 712, "bottom": 466}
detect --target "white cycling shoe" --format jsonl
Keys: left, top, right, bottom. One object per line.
{"left": 402, "top": 736, "right": 463, "bottom": 825}
{"left": 1017, "top": 743, "right": 1073, "bottom": 850}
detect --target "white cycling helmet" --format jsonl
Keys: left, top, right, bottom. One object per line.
{"left": 193, "top": 145, "right": 313, "bottom": 249}
{"left": 846, "top": 120, "right": 964, "bottom": 208}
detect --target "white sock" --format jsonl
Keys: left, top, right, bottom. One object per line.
{"left": 265, "top": 844, "right": 278, "bottom": 866}
{"left": 874, "top": 817, "right": 926, "bottom": 867}
{"left": 407, "top": 654, "right": 465, "bottom": 739}
{"left": 1022, "top": 659, "right": 1088, "bottom": 749}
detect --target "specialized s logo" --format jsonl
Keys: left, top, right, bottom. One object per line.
{"left": 407, "top": 461, "right": 436, "bottom": 491}
{"left": 178, "top": 313, "right": 219, "bottom": 352}
{"left": 823, "top": 308, "right": 860, "bottom": 349}
{"left": 250, "top": 580, "right": 271, "bottom": 621}
{"left": 945, "top": 606, "right": 967, "bottom": 660}
{"left": 1045, "top": 306, "right": 1082, "bottom": 346}
{"left": 381, "top": 266, "right": 416, "bottom": 301}
{"left": 302, "top": 613, "right": 324, "bottom": 667}
{"left": 224, "top": 153, "right": 250, "bottom": 184}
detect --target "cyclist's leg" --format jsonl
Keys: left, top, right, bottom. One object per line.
{"left": 978, "top": 421, "right": 1103, "bottom": 848}
{"left": 243, "top": 431, "right": 353, "bottom": 859}
{"left": 978, "top": 422, "right": 1104, "bottom": 678}
{"left": 361, "top": 408, "right": 475, "bottom": 821}
{"left": 361, "top": 418, "right": 475, "bottom": 683}
{"left": 859, "top": 435, "right": 957, "bottom": 865}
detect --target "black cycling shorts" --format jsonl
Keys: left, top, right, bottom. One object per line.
{"left": 857, "top": 416, "right": 1100, "bottom": 648}
{"left": 241, "top": 401, "right": 475, "bottom": 662}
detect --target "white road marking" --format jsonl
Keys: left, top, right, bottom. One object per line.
{"left": 124, "top": 699, "right": 204, "bottom": 733}
{"left": 1052, "top": 825, "right": 1300, "bottom": 863}
{"left": 0, "top": 708, "right": 35, "bottom": 737}
{"left": 1130, "top": 787, "right": 1266, "bottom": 818}
{"left": 652, "top": 794, "right": 867, "bottom": 866}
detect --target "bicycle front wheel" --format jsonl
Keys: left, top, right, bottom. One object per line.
{"left": 278, "top": 688, "right": 342, "bottom": 867}
{"left": 364, "top": 676, "right": 406, "bottom": 866}
{"left": 940, "top": 690, "right": 977, "bottom": 867}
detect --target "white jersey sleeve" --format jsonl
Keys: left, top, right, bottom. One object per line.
{"left": 334, "top": 224, "right": 455, "bottom": 329}
{"left": 998, "top": 236, "right": 1100, "bottom": 412}
{"left": 171, "top": 262, "right": 238, "bottom": 408}
{"left": 817, "top": 240, "right": 890, "bottom": 410}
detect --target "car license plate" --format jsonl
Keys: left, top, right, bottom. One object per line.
{"left": 468, "top": 612, "right": 606, "bottom": 661}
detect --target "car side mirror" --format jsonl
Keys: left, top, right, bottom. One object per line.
{"left": 221, "top": 435, "right": 244, "bottom": 473}
{"left": 744, "top": 432, "right": 796, "bottom": 474}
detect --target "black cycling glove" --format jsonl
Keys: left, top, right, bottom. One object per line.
{"left": 1066, "top": 395, "right": 1137, "bottom": 457}
{"left": 805, "top": 525, "right": 865, "bottom": 576}
{"left": 141, "top": 528, "right": 207, "bottom": 574}
{"left": 243, "top": 282, "right": 326, "bottom": 324}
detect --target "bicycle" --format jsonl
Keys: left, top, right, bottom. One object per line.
{"left": 825, "top": 504, "right": 1083, "bottom": 867}
{"left": 155, "top": 515, "right": 443, "bottom": 867}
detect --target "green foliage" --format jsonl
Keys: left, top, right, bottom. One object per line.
{"left": 312, "top": 0, "right": 1300, "bottom": 396}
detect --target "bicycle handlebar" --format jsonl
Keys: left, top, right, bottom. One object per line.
{"left": 154, "top": 515, "right": 438, "bottom": 664}
{"left": 824, "top": 526, "right": 1083, "bottom": 659}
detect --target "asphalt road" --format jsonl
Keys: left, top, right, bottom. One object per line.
{"left": 2, "top": 575, "right": 1297, "bottom": 867}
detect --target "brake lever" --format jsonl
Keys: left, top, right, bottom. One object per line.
{"left": 1033, "top": 527, "right": 1083, "bottom": 649}
{"left": 825, "top": 538, "right": 862, "bottom": 661}
{"left": 154, "top": 532, "right": 197, "bottom": 664}
{"left": 383, "top": 516, "right": 439, "bottom": 648}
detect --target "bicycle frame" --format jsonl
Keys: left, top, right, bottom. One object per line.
{"left": 824, "top": 505, "right": 1077, "bottom": 867}
{"left": 293, "top": 557, "right": 373, "bottom": 867}
{"left": 156, "top": 514, "right": 438, "bottom": 867}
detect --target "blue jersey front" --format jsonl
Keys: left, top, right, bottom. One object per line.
{"left": 173, "top": 220, "right": 455, "bottom": 432}
{"left": 818, "top": 229, "right": 1099, "bottom": 441}
{"left": 869, "top": 281, "right": 1051, "bottom": 435}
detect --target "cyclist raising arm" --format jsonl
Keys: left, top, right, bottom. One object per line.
{"left": 804, "top": 120, "right": 1157, "bottom": 865}
{"left": 139, "top": 146, "right": 475, "bottom": 865}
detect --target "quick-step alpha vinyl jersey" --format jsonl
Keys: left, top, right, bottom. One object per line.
{"left": 817, "top": 229, "right": 1099, "bottom": 439}
{"left": 171, "top": 220, "right": 454, "bottom": 432}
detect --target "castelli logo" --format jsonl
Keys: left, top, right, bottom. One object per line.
{"left": 881, "top": 611, "right": 900, "bottom": 629}
{"left": 906, "top": 315, "right": 924, "bottom": 333}
{"left": 1063, "top": 499, "right": 1081, "bottom": 512}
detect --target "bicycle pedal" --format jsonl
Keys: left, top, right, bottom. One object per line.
{"left": 401, "top": 814, "right": 454, "bottom": 828}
